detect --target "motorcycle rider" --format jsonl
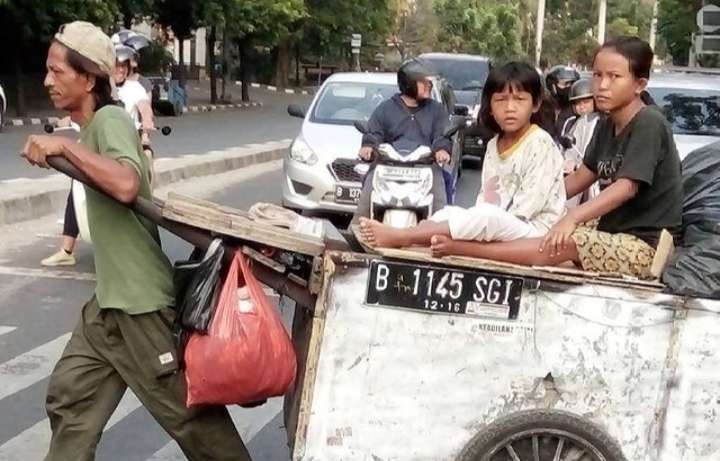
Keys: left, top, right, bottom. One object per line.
{"left": 353, "top": 57, "right": 453, "bottom": 223}
{"left": 115, "top": 44, "right": 157, "bottom": 183}
{"left": 545, "top": 65, "right": 580, "bottom": 139}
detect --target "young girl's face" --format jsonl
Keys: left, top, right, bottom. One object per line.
{"left": 489, "top": 84, "right": 536, "bottom": 135}
{"left": 592, "top": 48, "right": 647, "bottom": 113}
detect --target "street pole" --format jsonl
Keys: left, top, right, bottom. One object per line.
{"left": 535, "top": 0, "right": 546, "bottom": 66}
{"left": 649, "top": 0, "right": 659, "bottom": 50}
{"left": 598, "top": 0, "right": 607, "bottom": 45}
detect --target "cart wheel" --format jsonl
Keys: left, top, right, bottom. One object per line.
{"left": 457, "top": 409, "right": 627, "bottom": 461}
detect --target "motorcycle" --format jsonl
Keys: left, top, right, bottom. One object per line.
{"left": 354, "top": 119, "right": 464, "bottom": 229}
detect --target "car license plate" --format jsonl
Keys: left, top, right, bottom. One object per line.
{"left": 365, "top": 260, "right": 523, "bottom": 319}
{"left": 335, "top": 185, "right": 361, "bottom": 204}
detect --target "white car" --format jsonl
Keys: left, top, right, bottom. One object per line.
{"left": 646, "top": 71, "right": 720, "bottom": 158}
{"left": 282, "top": 72, "right": 463, "bottom": 215}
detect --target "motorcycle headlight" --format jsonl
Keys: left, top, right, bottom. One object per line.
{"left": 289, "top": 137, "right": 318, "bottom": 165}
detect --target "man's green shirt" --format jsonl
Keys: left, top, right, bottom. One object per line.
{"left": 79, "top": 105, "right": 174, "bottom": 314}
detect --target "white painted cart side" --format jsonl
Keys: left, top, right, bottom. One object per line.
{"left": 284, "top": 252, "right": 720, "bottom": 461}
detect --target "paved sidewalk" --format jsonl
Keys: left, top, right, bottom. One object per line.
{"left": 3, "top": 79, "right": 315, "bottom": 127}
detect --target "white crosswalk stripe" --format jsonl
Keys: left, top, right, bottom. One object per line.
{"left": 0, "top": 326, "right": 17, "bottom": 337}
{"left": 0, "top": 391, "right": 142, "bottom": 461}
{"left": 0, "top": 333, "right": 71, "bottom": 401}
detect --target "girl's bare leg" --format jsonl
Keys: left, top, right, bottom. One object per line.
{"left": 430, "top": 235, "right": 580, "bottom": 267}
{"left": 359, "top": 217, "right": 451, "bottom": 248}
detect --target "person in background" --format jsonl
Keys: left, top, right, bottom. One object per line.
{"left": 545, "top": 65, "right": 581, "bottom": 137}
{"left": 353, "top": 57, "right": 453, "bottom": 222}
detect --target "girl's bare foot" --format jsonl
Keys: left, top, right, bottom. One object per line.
{"left": 430, "top": 235, "right": 455, "bottom": 257}
{"left": 359, "top": 217, "right": 409, "bottom": 248}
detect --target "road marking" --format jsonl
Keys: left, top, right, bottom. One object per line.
{"left": 0, "top": 390, "right": 142, "bottom": 460}
{"left": 0, "top": 326, "right": 17, "bottom": 337}
{"left": 0, "top": 266, "right": 95, "bottom": 282}
{"left": 0, "top": 333, "right": 71, "bottom": 401}
{"left": 146, "top": 397, "right": 284, "bottom": 460}
{"left": 0, "top": 178, "right": 32, "bottom": 184}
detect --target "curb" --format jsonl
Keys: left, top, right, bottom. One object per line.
{"left": 183, "top": 101, "right": 263, "bottom": 114}
{"left": 237, "top": 81, "right": 313, "bottom": 96}
{"left": 0, "top": 140, "right": 290, "bottom": 226}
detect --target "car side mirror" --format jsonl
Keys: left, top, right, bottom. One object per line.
{"left": 453, "top": 104, "right": 470, "bottom": 117}
{"left": 443, "top": 116, "right": 467, "bottom": 137}
{"left": 287, "top": 104, "right": 306, "bottom": 119}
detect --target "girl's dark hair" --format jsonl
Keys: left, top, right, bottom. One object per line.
{"left": 55, "top": 39, "right": 116, "bottom": 110}
{"left": 479, "top": 61, "right": 554, "bottom": 135}
{"left": 594, "top": 36, "right": 654, "bottom": 80}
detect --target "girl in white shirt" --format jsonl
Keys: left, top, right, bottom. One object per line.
{"left": 360, "top": 62, "right": 566, "bottom": 249}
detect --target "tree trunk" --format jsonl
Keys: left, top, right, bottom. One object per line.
{"left": 221, "top": 27, "right": 231, "bottom": 101}
{"left": 274, "top": 38, "right": 291, "bottom": 89}
{"left": 177, "top": 38, "right": 187, "bottom": 89}
{"left": 295, "top": 41, "right": 301, "bottom": 87}
{"left": 239, "top": 37, "right": 250, "bottom": 102}
{"left": 208, "top": 26, "right": 217, "bottom": 104}
{"left": 14, "top": 45, "right": 26, "bottom": 117}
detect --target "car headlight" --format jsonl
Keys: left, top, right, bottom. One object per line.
{"left": 289, "top": 137, "right": 318, "bottom": 165}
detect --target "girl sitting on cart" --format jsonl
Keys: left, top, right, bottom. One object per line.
{"left": 429, "top": 37, "right": 682, "bottom": 280}
{"left": 359, "top": 61, "right": 566, "bottom": 249}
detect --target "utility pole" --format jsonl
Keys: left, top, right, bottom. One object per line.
{"left": 649, "top": 0, "right": 659, "bottom": 50}
{"left": 598, "top": 0, "right": 607, "bottom": 45}
{"left": 535, "top": 0, "right": 546, "bottom": 66}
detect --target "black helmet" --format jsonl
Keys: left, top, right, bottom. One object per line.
{"left": 546, "top": 65, "right": 580, "bottom": 106}
{"left": 397, "top": 58, "right": 437, "bottom": 99}
{"left": 569, "top": 78, "right": 593, "bottom": 102}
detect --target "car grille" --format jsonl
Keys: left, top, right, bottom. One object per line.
{"left": 331, "top": 159, "right": 364, "bottom": 183}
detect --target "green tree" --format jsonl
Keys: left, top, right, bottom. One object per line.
{"left": 302, "top": 0, "right": 394, "bottom": 69}
{"left": 117, "top": 0, "right": 156, "bottom": 28}
{"left": 0, "top": 0, "right": 118, "bottom": 115}
{"left": 433, "top": 0, "right": 523, "bottom": 62}
{"left": 657, "top": 0, "right": 706, "bottom": 65}
{"left": 154, "top": 0, "right": 203, "bottom": 88}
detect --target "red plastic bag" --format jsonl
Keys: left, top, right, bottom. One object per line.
{"left": 184, "top": 250, "right": 297, "bottom": 406}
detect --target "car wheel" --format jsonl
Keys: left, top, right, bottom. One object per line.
{"left": 457, "top": 409, "right": 627, "bottom": 461}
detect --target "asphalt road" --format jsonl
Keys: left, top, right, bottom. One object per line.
{"left": 0, "top": 88, "right": 310, "bottom": 182}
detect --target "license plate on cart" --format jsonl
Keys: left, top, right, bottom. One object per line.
{"left": 365, "top": 260, "right": 523, "bottom": 319}
{"left": 335, "top": 185, "right": 361, "bottom": 204}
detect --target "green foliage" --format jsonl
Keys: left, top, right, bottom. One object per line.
{"left": 657, "top": 0, "right": 699, "bottom": 65}
{"left": 154, "top": 0, "right": 202, "bottom": 40}
{"left": 433, "top": 0, "right": 523, "bottom": 61}
{"left": 303, "top": 0, "right": 394, "bottom": 59}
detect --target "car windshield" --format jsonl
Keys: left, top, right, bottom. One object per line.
{"left": 311, "top": 82, "right": 397, "bottom": 125}
{"left": 647, "top": 86, "right": 720, "bottom": 136}
{"left": 425, "top": 58, "right": 490, "bottom": 91}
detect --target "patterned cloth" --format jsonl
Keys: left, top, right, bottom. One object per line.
{"left": 572, "top": 225, "right": 656, "bottom": 280}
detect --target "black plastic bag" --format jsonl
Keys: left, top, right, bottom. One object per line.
{"left": 173, "top": 238, "right": 225, "bottom": 332}
{"left": 663, "top": 141, "right": 720, "bottom": 299}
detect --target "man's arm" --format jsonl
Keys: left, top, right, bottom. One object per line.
{"left": 430, "top": 104, "right": 453, "bottom": 153}
{"left": 63, "top": 140, "right": 140, "bottom": 204}
{"left": 22, "top": 135, "right": 140, "bottom": 204}
{"left": 362, "top": 105, "right": 386, "bottom": 148}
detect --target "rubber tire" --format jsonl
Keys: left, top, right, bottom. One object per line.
{"left": 457, "top": 409, "right": 627, "bottom": 461}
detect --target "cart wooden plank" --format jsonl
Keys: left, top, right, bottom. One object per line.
{"left": 162, "top": 193, "right": 325, "bottom": 256}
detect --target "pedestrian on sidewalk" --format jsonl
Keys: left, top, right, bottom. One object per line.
{"left": 21, "top": 21, "right": 251, "bottom": 461}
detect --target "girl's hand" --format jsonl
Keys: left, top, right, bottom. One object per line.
{"left": 540, "top": 214, "right": 579, "bottom": 257}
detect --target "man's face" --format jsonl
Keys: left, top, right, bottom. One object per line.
{"left": 416, "top": 78, "right": 433, "bottom": 100}
{"left": 115, "top": 60, "right": 129, "bottom": 85}
{"left": 44, "top": 42, "right": 93, "bottom": 112}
